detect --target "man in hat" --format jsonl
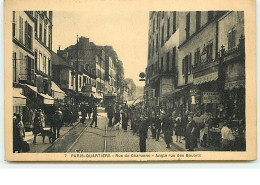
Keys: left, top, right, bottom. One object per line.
{"left": 185, "top": 112, "right": 197, "bottom": 151}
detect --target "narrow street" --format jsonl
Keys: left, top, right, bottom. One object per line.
{"left": 36, "top": 109, "right": 186, "bottom": 153}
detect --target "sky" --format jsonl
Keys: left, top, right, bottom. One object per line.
{"left": 52, "top": 11, "right": 149, "bottom": 86}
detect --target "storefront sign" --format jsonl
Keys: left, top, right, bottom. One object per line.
{"left": 202, "top": 92, "right": 220, "bottom": 104}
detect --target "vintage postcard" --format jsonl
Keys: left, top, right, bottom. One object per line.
{"left": 4, "top": 0, "right": 256, "bottom": 161}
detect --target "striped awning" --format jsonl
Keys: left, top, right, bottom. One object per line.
{"left": 193, "top": 72, "right": 218, "bottom": 85}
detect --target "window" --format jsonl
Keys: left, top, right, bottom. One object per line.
{"left": 43, "top": 56, "right": 46, "bottom": 73}
{"left": 208, "top": 11, "right": 214, "bottom": 22}
{"left": 161, "top": 24, "right": 164, "bottom": 47}
{"left": 39, "top": 23, "right": 42, "bottom": 41}
{"left": 172, "top": 11, "right": 176, "bottom": 34}
{"left": 48, "top": 59, "right": 50, "bottom": 76}
{"left": 35, "top": 14, "right": 38, "bottom": 37}
{"left": 25, "top": 21, "right": 32, "bottom": 50}
{"left": 84, "top": 64, "right": 89, "bottom": 71}
{"left": 172, "top": 47, "right": 176, "bottom": 72}
{"left": 166, "top": 52, "right": 170, "bottom": 72}
{"left": 48, "top": 27, "right": 52, "bottom": 49}
{"left": 206, "top": 43, "right": 213, "bottom": 62}
{"left": 161, "top": 57, "right": 164, "bottom": 72}
{"left": 12, "top": 11, "right": 16, "bottom": 37}
{"left": 71, "top": 73, "right": 74, "bottom": 87}
{"left": 156, "top": 13, "right": 159, "bottom": 29}
{"left": 185, "top": 12, "right": 190, "bottom": 40}
{"left": 19, "top": 16, "right": 23, "bottom": 43}
{"left": 162, "top": 11, "right": 164, "bottom": 18}
{"left": 35, "top": 51, "right": 38, "bottom": 70}
{"left": 44, "top": 27, "right": 46, "bottom": 45}
{"left": 196, "top": 11, "right": 201, "bottom": 31}
{"left": 182, "top": 54, "right": 192, "bottom": 76}
{"left": 13, "top": 52, "right": 17, "bottom": 82}
{"left": 153, "top": 19, "right": 155, "bottom": 33}
{"left": 156, "top": 34, "right": 158, "bottom": 50}
{"left": 79, "top": 76, "right": 82, "bottom": 88}
{"left": 167, "top": 18, "right": 170, "bottom": 40}
{"left": 194, "top": 49, "right": 200, "bottom": 66}
{"left": 228, "top": 28, "right": 236, "bottom": 50}
{"left": 39, "top": 53, "right": 42, "bottom": 71}
{"left": 152, "top": 39, "right": 154, "bottom": 55}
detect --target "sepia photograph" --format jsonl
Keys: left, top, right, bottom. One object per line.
{"left": 4, "top": 0, "right": 256, "bottom": 161}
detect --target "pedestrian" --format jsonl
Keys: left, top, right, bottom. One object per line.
{"left": 86, "top": 103, "right": 92, "bottom": 119}
{"left": 221, "top": 121, "right": 235, "bottom": 151}
{"left": 107, "top": 105, "right": 114, "bottom": 127}
{"left": 139, "top": 113, "right": 148, "bottom": 152}
{"left": 16, "top": 114, "right": 25, "bottom": 141}
{"left": 121, "top": 104, "right": 129, "bottom": 131}
{"left": 185, "top": 113, "right": 198, "bottom": 151}
{"left": 113, "top": 104, "right": 121, "bottom": 125}
{"left": 151, "top": 111, "right": 156, "bottom": 139}
{"left": 154, "top": 110, "right": 161, "bottom": 141}
{"left": 33, "top": 110, "right": 43, "bottom": 145}
{"left": 175, "top": 114, "right": 183, "bottom": 143}
{"left": 161, "top": 111, "right": 173, "bottom": 148}
{"left": 13, "top": 114, "right": 23, "bottom": 152}
{"left": 52, "top": 108, "right": 63, "bottom": 140}
{"left": 90, "top": 106, "right": 98, "bottom": 127}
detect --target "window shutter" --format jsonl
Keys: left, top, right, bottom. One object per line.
{"left": 189, "top": 53, "right": 192, "bottom": 74}
{"left": 25, "top": 21, "right": 28, "bottom": 48}
{"left": 31, "top": 59, "right": 35, "bottom": 82}
{"left": 182, "top": 58, "right": 185, "bottom": 75}
{"left": 228, "top": 32, "right": 232, "bottom": 50}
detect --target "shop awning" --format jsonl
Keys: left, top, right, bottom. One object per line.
{"left": 193, "top": 72, "right": 218, "bottom": 85}
{"left": 13, "top": 88, "right": 26, "bottom": 106}
{"left": 38, "top": 93, "right": 54, "bottom": 105}
{"left": 225, "top": 80, "right": 245, "bottom": 90}
{"left": 51, "top": 81, "right": 66, "bottom": 100}
{"left": 26, "top": 84, "right": 54, "bottom": 105}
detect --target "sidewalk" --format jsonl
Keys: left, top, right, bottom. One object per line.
{"left": 24, "top": 120, "right": 83, "bottom": 153}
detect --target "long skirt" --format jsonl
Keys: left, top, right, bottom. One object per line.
{"left": 164, "top": 130, "right": 173, "bottom": 144}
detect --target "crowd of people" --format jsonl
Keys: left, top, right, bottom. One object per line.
{"left": 105, "top": 102, "right": 243, "bottom": 152}
{"left": 13, "top": 101, "right": 244, "bottom": 153}
{"left": 13, "top": 104, "right": 81, "bottom": 153}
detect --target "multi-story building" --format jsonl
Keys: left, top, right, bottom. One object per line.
{"left": 145, "top": 11, "right": 245, "bottom": 119}
{"left": 105, "top": 55, "right": 118, "bottom": 94}
{"left": 51, "top": 51, "right": 75, "bottom": 104}
{"left": 145, "top": 11, "right": 179, "bottom": 107}
{"left": 13, "top": 11, "right": 54, "bottom": 115}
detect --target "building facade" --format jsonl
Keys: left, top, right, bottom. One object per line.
{"left": 145, "top": 11, "right": 245, "bottom": 119}
{"left": 13, "top": 11, "right": 54, "bottom": 116}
